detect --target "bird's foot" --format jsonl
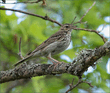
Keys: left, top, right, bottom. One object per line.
{"left": 47, "top": 61, "right": 61, "bottom": 71}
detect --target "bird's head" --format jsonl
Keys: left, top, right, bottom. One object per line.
{"left": 60, "top": 17, "right": 77, "bottom": 31}
{"left": 60, "top": 23, "right": 77, "bottom": 32}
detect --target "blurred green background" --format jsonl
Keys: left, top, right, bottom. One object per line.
{"left": 0, "top": 0, "right": 110, "bottom": 93}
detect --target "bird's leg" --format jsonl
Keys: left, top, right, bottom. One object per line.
{"left": 47, "top": 53, "right": 61, "bottom": 70}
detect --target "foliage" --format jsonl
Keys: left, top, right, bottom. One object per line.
{"left": 0, "top": 0, "right": 110, "bottom": 93}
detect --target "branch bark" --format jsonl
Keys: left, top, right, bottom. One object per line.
{"left": 0, "top": 41, "right": 110, "bottom": 84}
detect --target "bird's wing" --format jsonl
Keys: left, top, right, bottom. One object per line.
{"left": 32, "top": 30, "right": 67, "bottom": 53}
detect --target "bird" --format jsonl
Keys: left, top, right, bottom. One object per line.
{"left": 14, "top": 23, "right": 77, "bottom": 67}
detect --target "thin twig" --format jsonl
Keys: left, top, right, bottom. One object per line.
{"left": 99, "top": 24, "right": 106, "bottom": 32}
{"left": 0, "top": 0, "right": 42, "bottom": 4}
{"left": 71, "top": 16, "right": 77, "bottom": 24}
{"left": 74, "top": 28, "right": 107, "bottom": 43}
{"left": 0, "top": 7, "right": 62, "bottom": 26}
{"left": 71, "top": 78, "right": 75, "bottom": 85}
{"left": 19, "top": 37, "right": 21, "bottom": 55}
{"left": 66, "top": 79, "right": 82, "bottom": 93}
{"left": 72, "top": 1, "right": 106, "bottom": 43}
{"left": 83, "top": 81, "right": 93, "bottom": 87}
{"left": 69, "top": 78, "right": 75, "bottom": 89}
{"left": 74, "top": 28, "right": 100, "bottom": 33}
{"left": 74, "top": 1, "right": 96, "bottom": 24}
{"left": 18, "top": 37, "right": 24, "bottom": 59}
{"left": 66, "top": 78, "right": 93, "bottom": 93}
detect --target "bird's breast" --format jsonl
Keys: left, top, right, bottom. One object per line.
{"left": 51, "top": 31, "right": 71, "bottom": 55}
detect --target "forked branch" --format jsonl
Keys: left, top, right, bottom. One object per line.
{"left": 66, "top": 78, "right": 93, "bottom": 93}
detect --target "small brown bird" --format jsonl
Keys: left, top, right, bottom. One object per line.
{"left": 14, "top": 23, "right": 76, "bottom": 67}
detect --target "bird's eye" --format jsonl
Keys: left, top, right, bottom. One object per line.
{"left": 65, "top": 25, "right": 69, "bottom": 28}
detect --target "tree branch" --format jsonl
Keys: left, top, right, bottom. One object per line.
{"left": 1, "top": 0, "right": 45, "bottom": 4}
{"left": 74, "top": 28, "right": 107, "bottom": 43}
{"left": 18, "top": 37, "right": 24, "bottom": 59}
{"left": 0, "top": 41, "right": 110, "bottom": 84}
{"left": 0, "top": 7, "right": 62, "bottom": 26}
{"left": 66, "top": 78, "right": 93, "bottom": 93}
{"left": 0, "top": 3, "right": 106, "bottom": 43}
{"left": 74, "top": 1, "right": 96, "bottom": 24}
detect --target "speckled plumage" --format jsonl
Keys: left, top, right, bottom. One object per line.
{"left": 14, "top": 24, "right": 76, "bottom": 66}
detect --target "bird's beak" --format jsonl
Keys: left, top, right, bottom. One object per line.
{"left": 71, "top": 25, "right": 77, "bottom": 29}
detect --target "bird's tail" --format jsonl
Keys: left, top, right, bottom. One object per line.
{"left": 14, "top": 54, "right": 33, "bottom": 67}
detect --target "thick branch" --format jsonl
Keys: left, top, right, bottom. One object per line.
{"left": 0, "top": 7, "right": 62, "bottom": 26}
{"left": 0, "top": 41, "right": 110, "bottom": 84}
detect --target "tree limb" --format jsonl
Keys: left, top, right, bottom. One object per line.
{"left": 0, "top": 41, "right": 110, "bottom": 84}
{"left": 0, "top": 7, "right": 62, "bottom": 26}
{"left": 74, "top": 28, "right": 107, "bottom": 43}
